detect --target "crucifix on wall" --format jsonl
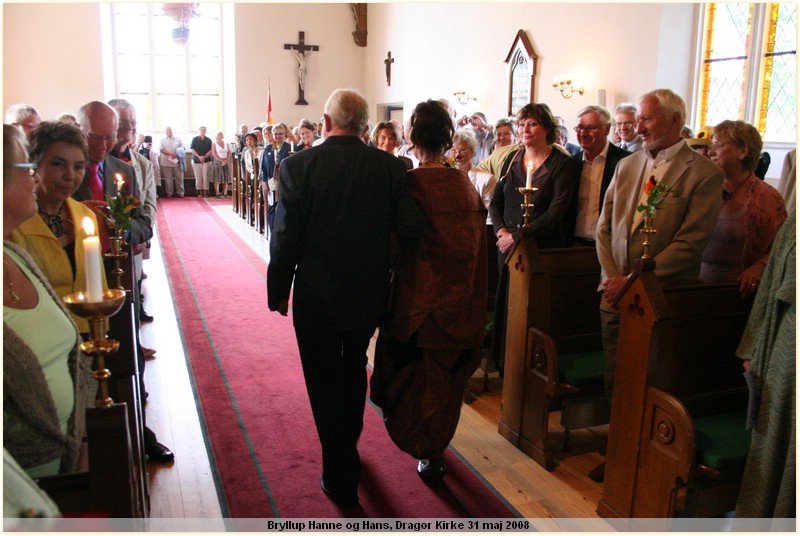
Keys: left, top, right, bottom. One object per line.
{"left": 284, "top": 31, "right": 319, "bottom": 105}
{"left": 384, "top": 51, "right": 394, "bottom": 86}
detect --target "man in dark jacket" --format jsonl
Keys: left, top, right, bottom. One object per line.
{"left": 564, "top": 105, "right": 631, "bottom": 247}
{"left": 267, "top": 89, "right": 425, "bottom": 507}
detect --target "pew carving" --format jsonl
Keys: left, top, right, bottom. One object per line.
{"left": 498, "top": 234, "right": 608, "bottom": 469}
{"left": 597, "top": 260, "right": 753, "bottom": 522}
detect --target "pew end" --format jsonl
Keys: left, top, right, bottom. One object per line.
{"left": 523, "top": 327, "right": 609, "bottom": 470}
{"left": 498, "top": 238, "right": 607, "bottom": 470}
{"left": 35, "top": 404, "right": 143, "bottom": 517}
{"left": 598, "top": 261, "right": 753, "bottom": 520}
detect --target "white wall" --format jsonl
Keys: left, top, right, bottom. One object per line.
{"left": 3, "top": 3, "right": 104, "bottom": 120}
{"left": 364, "top": 3, "right": 698, "bottom": 133}
{"left": 231, "top": 3, "right": 364, "bottom": 132}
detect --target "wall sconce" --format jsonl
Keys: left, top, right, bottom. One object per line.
{"left": 552, "top": 73, "right": 584, "bottom": 99}
{"left": 453, "top": 91, "right": 477, "bottom": 106}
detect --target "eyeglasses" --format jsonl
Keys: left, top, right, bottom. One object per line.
{"left": 13, "top": 162, "right": 38, "bottom": 176}
{"left": 118, "top": 119, "right": 137, "bottom": 133}
{"left": 574, "top": 125, "right": 605, "bottom": 133}
{"left": 616, "top": 121, "right": 634, "bottom": 128}
{"left": 87, "top": 132, "right": 115, "bottom": 143}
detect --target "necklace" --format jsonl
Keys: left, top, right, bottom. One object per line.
{"left": 38, "top": 203, "right": 72, "bottom": 237}
{"left": 722, "top": 176, "right": 751, "bottom": 201}
{"left": 419, "top": 160, "right": 447, "bottom": 166}
{"left": 3, "top": 254, "right": 21, "bottom": 304}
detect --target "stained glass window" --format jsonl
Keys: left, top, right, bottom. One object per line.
{"left": 698, "top": 3, "right": 796, "bottom": 143}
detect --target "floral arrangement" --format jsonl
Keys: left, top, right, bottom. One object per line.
{"left": 80, "top": 181, "right": 140, "bottom": 238}
{"left": 105, "top": 183, "right": 141, "bottom": 232}
{"left": 636, "top": 175, "right": 672, "bottom": 219}
{"left": 445, "top": 156, "right": 459, "bottom": 169}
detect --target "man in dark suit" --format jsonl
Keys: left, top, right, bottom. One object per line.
{"left": 564, "top": 105, "right": 631, "bottom": 247}
{"left": 73, "top": 101, "right": 152, "bottom": 247}
{"left": 73, "top": 101, "right": 174, "bottom": 464}
{"left": 267, "top": 89, "right": 424, "bottom": 507}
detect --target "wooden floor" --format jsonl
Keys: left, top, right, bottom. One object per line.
{"left": 139, "top": 200, "right": 613, "bottom": 525}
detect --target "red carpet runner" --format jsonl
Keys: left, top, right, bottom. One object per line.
{"left": 156, "top": 197, "right": 518, "bottom": 519}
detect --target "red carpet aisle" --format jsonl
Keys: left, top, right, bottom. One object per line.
{"left": 156, "top": 197, "right": 519, "bottom": 519}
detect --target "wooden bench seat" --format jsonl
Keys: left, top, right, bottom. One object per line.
{"left": 524, "top": 329, "right": 608, "bottom": 469}
{"left": 597, "top": 259, "right": 753, "bottom": 521}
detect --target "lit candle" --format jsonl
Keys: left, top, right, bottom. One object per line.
{"left": 115, "top": 173, "right": 124, "bottom": 195}
{"left": 525, "top": 161, "right": 534, "bottom": 190}
{"left": 82, "top": 217, "right": 104, "bottom": 303}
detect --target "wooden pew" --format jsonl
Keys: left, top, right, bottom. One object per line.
{"left": 238, "top": 159, "right": 247, "bottom": 220}
{"left": 498, "top": 234, "right": 608, "bottom": 469}
{"left": 102, "top": 244, "right": 149, "bottom": 517}
{"left": 597, "top": 260, "right": 753, "bottom": 521}
{"left": 37, "top": 405, "right": 141, "bottom": 518}
{"left": 231, "top": 152, "right": 240, "bottom": 213}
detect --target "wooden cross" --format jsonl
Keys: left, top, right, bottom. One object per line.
{"left": 384, "top": 51, "right": 395, "bottom": 86}
{"left": 284, "top": 31, "right": 319, "bottom": 105}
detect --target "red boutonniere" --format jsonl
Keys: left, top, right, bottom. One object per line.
{"left": 637, "top": 175, "right": 673, "bottom": 219}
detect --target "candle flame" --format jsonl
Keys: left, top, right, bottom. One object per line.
{"left": 82, "top": 216, "right": 95, "bottom": 236}
{"left": 115, "top": 173, "right": 124, "bottom": 190}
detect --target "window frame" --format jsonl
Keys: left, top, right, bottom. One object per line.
{"left": 694, "top": 2, "right": 796, "bottom": 147}
{"left": 104, "top": 3, "right": 225, "bottom": 139}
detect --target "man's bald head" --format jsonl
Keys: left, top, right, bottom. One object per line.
{"left": 77, "top": 101, "right": 118, "bottom": 162}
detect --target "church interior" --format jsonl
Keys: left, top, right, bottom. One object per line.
{"left": 2, "top": 1, "right": 796, "bottom": 530}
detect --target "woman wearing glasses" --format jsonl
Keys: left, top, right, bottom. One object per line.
{"left": 700, "top": 120, "right": 786, "bottom": 297}
{"left": 3, "top": 124, "right": 94, "bottom": 478}
{"left": 8, "top": 122, "right": 106, "bottom": 332}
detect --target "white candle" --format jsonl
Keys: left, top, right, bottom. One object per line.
{"left": 115, "top": 173, "right": 124, "bottom": 195}
{"left": 82, "top": 217, "right": 104, "bottom": 303}
{"left": 525, "top": 161, "right": 534, "bottom": 190}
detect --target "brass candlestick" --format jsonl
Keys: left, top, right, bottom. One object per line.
{"left": 641, "top": 216, "right": 656, "bottom": 259}
{"left": 105, "top": 229, "right": 128, "bottom": 290}
{"left": 518, "top": 186, "right": 538, "bottom": 229}
{"left": 64, "top": 289, "right": 126, "bottom": 408}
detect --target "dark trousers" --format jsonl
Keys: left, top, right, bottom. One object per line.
{"left": 294, "top": 323, "right": 374, "bottom": 493}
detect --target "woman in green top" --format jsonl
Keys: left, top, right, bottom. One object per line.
{"left": 3, "top": 124, "right": 93, "bottom": 477}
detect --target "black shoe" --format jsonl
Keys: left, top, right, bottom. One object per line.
{"left": 588, "top": 462, "right": 606, "bottom": 483}
{"left": 417, "top": 458, "right": 447, "bottom": 482}
{"left": 145, "top": 441, "right": 175, "bottom": 464}
{"left": 320, "top": 476, "right": 358, "bottom": 507}
{"left": 140, "top": 308, "right": 154, "bottom": 322}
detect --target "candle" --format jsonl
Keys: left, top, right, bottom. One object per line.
{"left": 525, "top": 161, "right": 533, "bottom": 190}
{"left": 82, "top": 217, "right": 104, "bottom": 303}
{"left": 115, "top": 173, "right": 124, "bottom": 194}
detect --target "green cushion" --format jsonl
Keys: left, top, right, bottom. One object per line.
{"left": 693, "top": 409, "right": 751, "bottom": 469}
{"left": 559, "top": 351, "right": 604, "bottom": 387}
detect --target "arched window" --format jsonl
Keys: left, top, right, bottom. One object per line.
{"left": 697, "top": 3, "right": 796, "bottom": 143}
{"left": 108, "top": 3, "right": 223, "bottom": 136}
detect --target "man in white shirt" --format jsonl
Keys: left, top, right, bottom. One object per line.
{"left": 564, "top": 106, "right": 631, "bottom": 246}
{"left": 159, "top": 126, "right": 184, "bottom": 197}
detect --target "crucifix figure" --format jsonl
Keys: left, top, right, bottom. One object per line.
{"left": 384, "top": 51, "right": 395, "bottom": 86}
{"left": 284, "top": 31, "right": 319, "bottom": 105}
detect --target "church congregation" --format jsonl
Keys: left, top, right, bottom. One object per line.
{"left": 3, "top": 1, "right": 796, "bottom": 525}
